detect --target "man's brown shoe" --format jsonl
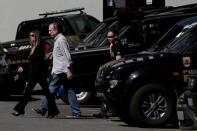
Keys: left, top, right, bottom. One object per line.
{"left": 32, "top": 108, "right": 46, "bottom": 116}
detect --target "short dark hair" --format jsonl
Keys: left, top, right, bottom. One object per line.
{"left": 50, "top": 22, "right": 62, "bottom": 33}
{"left": 108, "top": 28, "right": 118, "bottom": 36}
{"left": 108, "top": 24, "right": 119, "bottom": 36}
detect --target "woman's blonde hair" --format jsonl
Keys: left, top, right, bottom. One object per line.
{"left": 29, "top": 30, "right": 41, "bottom": 56}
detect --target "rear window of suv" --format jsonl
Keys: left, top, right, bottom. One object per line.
{"left": 66, "top": 15, "right": 99, "bottom": 39}
{"left": 16, "top": 18, "right": 68, "bottom": 39}
{"left": 16, "top": 15, "right": 99, "bottom": 40}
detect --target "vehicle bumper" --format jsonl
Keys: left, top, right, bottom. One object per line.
{"left": 95, "top": 79, "right": 109, "bottom": 93}
{"left": 95, "top": 79, "right": 124, "bottom": 109}
{"left": 0, "top": 72, "right": 9, "bottom": 89}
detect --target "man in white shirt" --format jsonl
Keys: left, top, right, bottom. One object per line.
{"left": 32, "top": 22, "right": 81, "bottom": 118}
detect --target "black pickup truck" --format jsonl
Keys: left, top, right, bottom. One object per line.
{"left": 16, "top": 7, "right": 99, "bottom": 41}
{"left": 0, "top": 7, "right": 100, "bottom": 98}
{"left": 95, "top": 16, "right": 197, "bottom": 127}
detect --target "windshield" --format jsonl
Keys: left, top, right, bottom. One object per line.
{"left": 80, "top": 18, "right": 143, "bottom": 48}
{"left": 162, "top": 31, "right": 196, "bottom": 53}
{"left": 150, "top": 25, "right": 184, "bottom": 52}
{"left": 81, "top": 20, "right": 142, "bottom": 48}
{"left": 81, "top": 21, "right": 112, "bottom": 42}
{"left": 96, "top": 25, "right": 132, "bottom": 47}
{"left": 82, "top": 21, "right": 119, "bottom": 47}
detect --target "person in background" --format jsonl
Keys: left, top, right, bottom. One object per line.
{"left": 108, "top": 28, "right": 127, "bottom": 60}
{"left": 93, "top": 28, "right": 127, "bottom": 118}
{"left": 32, "top": 22, "right": 81, "bottom": 118}
{"left": 12, "top": 30, "right": 59, "bottom": 118}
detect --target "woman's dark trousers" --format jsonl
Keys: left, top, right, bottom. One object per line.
{"left": 14, "top": 74, "right": 59, "bottom": 116}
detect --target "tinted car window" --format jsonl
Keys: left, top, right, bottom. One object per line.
{"left": 166, "top": 31, "right": 196, "bottom": 53}
{"left": 151, "top": 25, "right": 184, "bottom": 51}
{"left": 83, "top": 22, "right": 141, "bottom": 48}
{"left": 98, "top": 22, "right": 144, "bottom": 48}
{"left": 91, "top": 21, "right": 120, "bottom": 47}
{"left": 75, "top": 19, "right": 91, "bottom": 34}
{"left": 67, "top": 16, "right": 95, "bottom": 39}
{"left": 16, "top": 19, "right": 67, "bottom": 39}
{"left": 119, "top": 25, "right": 141, "bottom": 44}
{"left": 87, "top": 16, "right": 100, "bottom": 30}
{"left": 166, "top": 32, "right": 194, "bottom": 53}
{"left": 143, "top": 23, "right": 160, "bottom": 46}
{"left": 187, "top": 38, "right": 197, "bottom": 51}
{"left": 82, "top": 23, "right": 107, "bottom": 43}
{"left": 82, "top": 21, "right": 119, "bottom": 47}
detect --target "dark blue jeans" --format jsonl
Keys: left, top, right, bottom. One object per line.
{"left": 40, "top": 73, "right": 81, "bottom": 115}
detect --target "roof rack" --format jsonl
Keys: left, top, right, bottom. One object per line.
{"left": 145, "top": 3, "right": 197, "bottom": 17}
{"left": 39, "top": 7, "right": 85, "bottom": 17}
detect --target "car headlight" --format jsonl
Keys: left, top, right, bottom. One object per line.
{"left": 187, "top": 97, "right": 194, "bottom": 107}
{"left": 109, "top": 80, "right": 118, "bottom": 89}
{"left": 105, "top": 71, "right": 117, "bottom": 79}
{"left": 187, "top": 78, "right": 196, "bottom": 90}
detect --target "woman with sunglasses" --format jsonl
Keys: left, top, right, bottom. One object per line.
{"left": 12, "top": 30, "right": 59, "bottom": 118}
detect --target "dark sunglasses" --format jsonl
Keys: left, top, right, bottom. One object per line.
{"left": 107, "top": 36, "right": 114, "bottom": 38}
{"left": 29, "top": 34, "right": 35, "bottom": 37}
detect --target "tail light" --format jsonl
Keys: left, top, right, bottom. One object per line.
{"left": 44, "top": 43, "right": 50, "bottom": 53}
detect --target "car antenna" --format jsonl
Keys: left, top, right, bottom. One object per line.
{"left": 39, "top": 7, "right": 85, "bottom": 17}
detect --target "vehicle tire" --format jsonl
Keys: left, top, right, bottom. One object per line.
{"left": 60, "top": 91, "right": 92, "bottom": 104}
{"left": 118, "top": 109, "right": 135, "bottom": 125}
{"left": 76, "top": 91, "right": 92, "bottom": 104}
{"left": 129, "top": 84, "right": 174, "bottom": 127}
{"left": 114, "top": 92, "right": 136, "bottom": 126}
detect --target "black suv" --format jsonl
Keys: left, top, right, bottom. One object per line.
{"left": 0, "top": 8, "right": 99, "bottom": 97}
{"left": 70, "top": 5, "right": 197, "bottom": 103}
{"left": 95, "top": 16, "right": 197, "bottom": 127}
{"left": 16, "top": 7, "right": 99, "bottom": 42}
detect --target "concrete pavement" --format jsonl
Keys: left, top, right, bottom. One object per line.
{"left": 0, "top": 95, "right": 181, "bottom": 131}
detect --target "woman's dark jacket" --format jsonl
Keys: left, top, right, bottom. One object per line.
{"left": 28, "top": 43, "right": 47, "bottom": 80}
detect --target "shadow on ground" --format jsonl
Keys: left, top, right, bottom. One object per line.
{"left": 0, "top": 95, "right": 40, "bottom": 101}
{"left": 115, "top": 120, "right": 179, "bottom": 130}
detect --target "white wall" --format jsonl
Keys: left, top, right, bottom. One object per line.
{"left": 0, "top": 0, "right": 103, "bottom": 42}
{"left": 166, "top": 0, "right": 196, "bottom": 6}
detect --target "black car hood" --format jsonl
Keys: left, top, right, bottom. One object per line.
{"left": 102, "top": 51, "right": 178, "bottom": 69}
